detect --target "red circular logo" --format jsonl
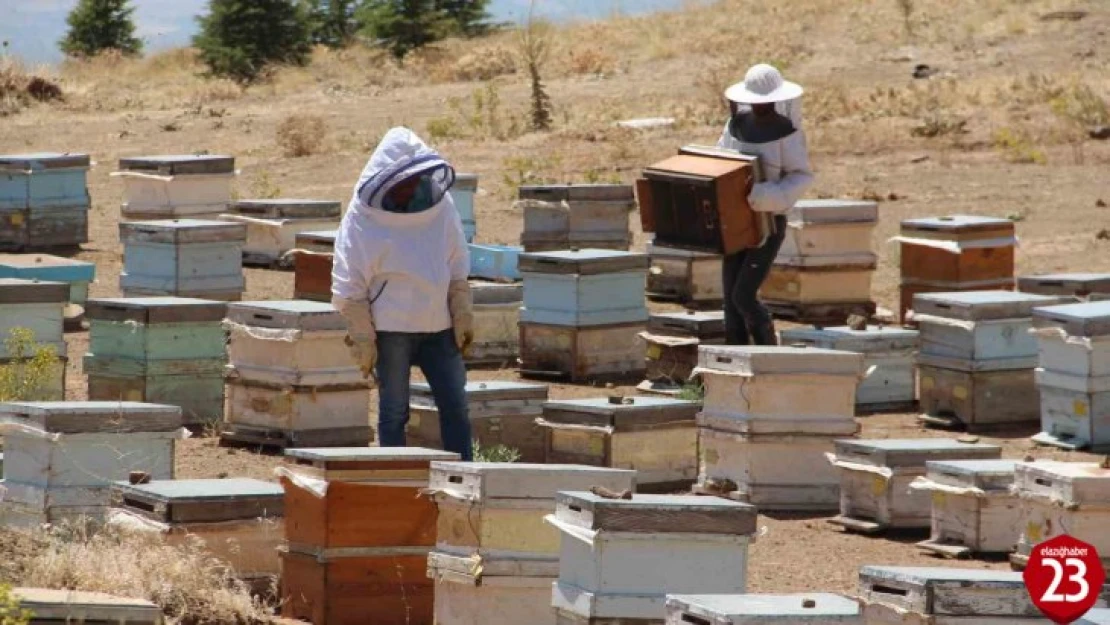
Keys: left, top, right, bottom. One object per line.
{"left": 1024, "top": 535, "right": 1106, "bottom": 624}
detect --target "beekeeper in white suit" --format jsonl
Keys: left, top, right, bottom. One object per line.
{"left": 332, "top": 127, "right": 474, "bottom": 460}
{"left": 717, "top": 63, "right": 815, "bottom": 346}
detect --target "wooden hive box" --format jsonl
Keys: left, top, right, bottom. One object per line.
{"left": 430, "top": 566, "right": 557, "bottom": 625}
{"left": 119, "top": 219, "right": 246, "bottom": 301}
{"left": 519, "top": 320, "right": 647, "bottom": 382}
{"left": 114, "top": 155, "right": 236, "bottom": 220}
{"left": 0, "top": 254, "right": 95, "bottom": 306}
{"left": 778, "top": 198, "right": 878, "bottom": 266}
{"left": 548, "top": 492, "right": 757, "bottom": 623}
{"left": 910, "top": 459, "right": 1020, "bottom": 557}
{"left": 1011, "top": 461, "right": 1110, "bottom": 572}
{"left": 640, "top": 311, "right": 726, "bottom": 390}
{"left": 469, "top": 243, "right": 523, "bottom": 282}
{"left": 451, "top": 173, "right": 478, "bottom": 242}
{"left": 220, "top": 198, "right": 340, "bottom": 266}
{"left": 108, "top": 478, "right": 283, "bottom": 579}
{"left": 11, "top": 587, "right": 162, "bottom": 625}
{"left": 780, "top": 325, "right": 918, "bottom": 412}
{"left": 897, "top": 216, "right": 1016, "bottom": 284}
{"left": 1032, "top": 303, "right": 1110, "bottom": 380}
{"left": 695, "top": 345, "right": 864, "bottom": 432}
{"left": 84, "top": 297, "right": 227, "bottom": 427}
{"left": 469, "top": 281, "right": 522, "bottom": 365}
{"left": 292, "top": 229, "right": 336, "bottom": 301}
{"left": 645, "top": 242, "right": 723, "bottom": 306}
{"left": 1019, "top": 273, "right": 1110, "bottom": 300}
{"left": 1080, "top": 609, "right": 1110, "bottom": 624}
{"left": 408, "top": 380, "right": 548, "bottom": 462}
{"left": 520, "top": 249, "right": 649, "bottom": 327}
{"left": 827, "top": 438, "right": 1002, "bottom": 534}
{"left": 665, "top": 593, "right": 861, "bottom": 625}
{"left": 899, "top": 277, "right": 1015, "bottom": 326}
{"left": 519, "top": 184, "right": 634, "bottom": 252}
{"left": 0, "top": 401, "right": 183, "bottom": 525}
{"left": 0, "top": 278, "right": 67, "bottom": 358}
{"left": 761, "top": 264, "right": 874, "bottom": 305}
{"left": 0, "top": 153, "right": 91, "bottom": 252}
{"left": 221, "top": 380, "right": 371, "bottom": 448}
{"left": 539, "top": 396, "right": 700, "bottom": 490}
{"left": 916, "top": 353, "right": 1040, "bottom": 431}
{"left": 856, "top": 566, "right": 1100, "bottom": 624}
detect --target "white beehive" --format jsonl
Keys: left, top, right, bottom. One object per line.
{"left": 547, "top": 492, "right": 757, "bottom": 622}
{"left": 910, "top": 459, "right": 1020, "bottom": 557}
{"left": 665, "top": 593, "right": 862, "bottom": 625}
{"left": 518, "top": 185, "right": 634, "bottom": 252}
{"left": 221, "top": 380, "right": 372, "bottom": 449}
{"left": 1011, "top": 461, "right": 1110, "bottom": 571}
{"left": 220, "top": 199, "right": 341, "bottom": 266}
{"left": 114, "top": 155, "right": 237, "bottom": 220}
{"left": 645, "top": 242, "right": 723, "bottom": 305}
{"left": 0, "top": 278, "right": 67, "bottom": 358}
{"left": 640, "top": 310, "right": 726, "bottom": 392}
{"left": 827, "top": 438, "right": 1002, "bottom": 533}
{"left": 777, "top": 199, "right": 878, "bottom": 267}
{"left": 1019, "top": 273, "right": 1110, "bottom": 300}
{"left": 10, "top": 588, "right": 162, "bottom": 625}
{"left": 469, "top": 281, "right": 522, "bottom": 365}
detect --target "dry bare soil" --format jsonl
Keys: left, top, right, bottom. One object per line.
{"left": 3, "top": 0, "right": 1110, "bottom": 597}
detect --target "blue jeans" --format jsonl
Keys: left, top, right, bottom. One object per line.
{"left": 375, "top": 329, "right": 473, "bottom": 461}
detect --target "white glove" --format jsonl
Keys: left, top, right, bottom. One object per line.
{"left": 333, "top": 296, "right": 377, "bottom": 380}
{"left": 447, "top": 280, "right": 474, "bottom": 354}
{"left": 748, "top": 182, "right": 786, "bottom": 213}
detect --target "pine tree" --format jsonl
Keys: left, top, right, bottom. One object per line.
{"left": 357, "top": 0, "right": 451, "bottom": 61}
{"left": 435, "top": 0, "right": 492, "bottom": 36}
{"left": 59, "top": 0, "right": 142, "bottom": 58}
{"left": 302, "top": 0, "right": 359, "bottom": 48}
{"left": 194, "top": 0, "right": 313, "bottom": 83}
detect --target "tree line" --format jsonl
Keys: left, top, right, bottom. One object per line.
{"left": 60, "top": 0, "right": 497, "bottom": 83}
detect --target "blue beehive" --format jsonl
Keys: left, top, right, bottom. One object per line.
{"left": 469, "top": 243, "right": 522, "bottom": 282}
{"left": 119, "top": 219, "right": 247, "bottom": 301}
{"left": 449, "top": 174, "right": 478, "bottom": 243}
{"left": 0, "top": 254, "right": 96, "bottom": 306}
{"left": 0, "top": 153, "right": 91, "bottom": 251}
{"left": 519, "top": 249, "right": 649, "bottom": 326}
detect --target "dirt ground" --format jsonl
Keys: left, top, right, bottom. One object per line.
{"left": 3, "top": 0, "right": 1109, "bottom": 598}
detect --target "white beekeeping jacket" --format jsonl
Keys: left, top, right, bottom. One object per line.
{"left": 717, "top": 98, "right": 814, "bottom": 214}
{"left": 331, "top": 128, "right": 470, "bottom": 333}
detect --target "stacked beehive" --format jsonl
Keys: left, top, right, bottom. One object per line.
{"left": 292, "top": 229, "right": 336, "bottom": 302}
{"left": 451, "top": 173, "right": 479, "bottom": 243}
{"left": 425, "top": 462, "right": 636, "bottom": 625}
{"left": 896, "top": 215, "right": 1017, "bottom": 324}
{"left": 278, "top": 447, "right": 459, "bottom": 625}
{"left": 914, "top": 290, "right": 1068, "bottom": 431}
{"left": 108, "top": 478, "right": 284, "bottom": 586}
{"left": 1011, "top": 460, "right": 1110, "bottom": 573}
{"left": 645, "top": 242, "right": 723, "bottom": 308}
{"left": 0, "top": 278, "right": 69, "bottom": 400}
{"left": 1020, "top": 273, "right": 1110, "bottom": 301}
{"left": 547, "top": 492, "right": 758, "bottom": 624}
{"left": 694, "top": 345, "right": 865, "bottom": 511}
{"left": 538, "top": 396, "right": 701, "bottom": 492}
{"left": 114, "top": 155, "right": 236, "bottom": 220}
{"left": 518, "top": 249, "right": 649, "bottom": 382}
{"left": 0, "top": 152, "right": 90, "bottom": 252}
{"left": 221, "top": 300, "right": 371, "bottom": 448}
{"left": 409, "top": 380, "right": 549, "bottom": 462}
{"left": 219, "top": 199, "right": 341, "bottom": 267}
{"left": 1031, "top": 301, "right": 1110, "bottom": 451}
{"left": 780, "top": 325, "right": 919, "bottom": 413}
{"left": 761, "top": 199, "right": 878, "bottom": 322}
{"left": 666, "top": 594, "right": 861, "bottom": 625}
{"left": 638, "top": 310, "right": 726, "bottom": 394}
{"left": 84, "top": 297, "right": 227, "bottom": 428}
{"left": 10, "top": 588, "right": 162, "bottom": 625}
{"left": 119, "top": 219, "right": 247, "bottom": 301}
{"left": 0, "top": 254, "right": 95, "bottom": 313}
{"left": 0, "top": 401, "right": 183, "bottom": 527}
{"left": 827, "top": 438, "right": 1002, "bottom": 534}
{"left": 909, "top": 459, "right": 1021, "bottom": 558}
{"left": 468, "top": 281, "right": 522, "bottom": 366}
{"left": 518, "top": 184, "right": 633, "bottom": 252}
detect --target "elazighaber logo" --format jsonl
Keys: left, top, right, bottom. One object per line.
{"left": 1023, "top": 535, "right": 1107, "bottom": 624}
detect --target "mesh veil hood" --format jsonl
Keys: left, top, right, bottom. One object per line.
{"left": 351, "top": 127, "right": 456, "bottom": 216}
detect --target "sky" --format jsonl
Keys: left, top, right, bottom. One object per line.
{"left": 0, "top": 0, "right": 688, "bottom": 66}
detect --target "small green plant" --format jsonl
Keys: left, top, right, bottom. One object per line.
{"left": 677, "top": 382, "right": 705, "bottom": 402}
{"left": 0, "top": 584, "right": 32, "bottom": 625}
{"left": 0, "top": 328, "right": 61, "bottom": 402}
{"left": 993, "top": 127, "right": 1047, "bottom": 164}
{"left": 425, "top": 84, "right": 522, "bottom": 142}
{"left": 500, "top": 155, "right": 558, "bottom": 196}
{"left": 472, "top": 440, "right": 521, "bottom": 463}
{"left": 518, "top": 0, "right": 552, "bottom": 132}
{"left": 1050, "top": 81, "right": 1110, "bottom": 129}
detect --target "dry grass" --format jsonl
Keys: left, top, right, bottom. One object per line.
{"left": 276, "top": 113, "right": 328, "bottom": 158}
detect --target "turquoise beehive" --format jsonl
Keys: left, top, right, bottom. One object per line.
{"left": 0, "top": 153, "right": 91, "bottom": 251}
{"left": 0, "top": 254, "right": 96, "bottom": 306}
{"left": 119, "top": 219, "right": 246, "bottom": 301}
{"left": 449, "top": 173, "right": 478, "bottom": 243}
{"left": 519, "top": 249, "right": 649, "bottom": 326}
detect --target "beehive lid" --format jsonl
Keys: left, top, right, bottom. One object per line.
{"left": 555, "top": 491, "right": 758, "bottom": 535}
{"left": 541, "top": 396, "right": 700, "bottom": 429}
{"left": 912, "top": 290, "right": 1069, "bottom": 321}
{"left": 295, "top": 229, "right": 338, "bottom": 244}
{"left": 285, "top": 447, "right": 459, "bottom": 464}
{"left": 1014, "top": 461, "right": 1110, "bottom": 504}
{"left": 412, "top": 380, "right": 547, "bottom": 402}
{"left": 667, "top": 593, "right": 860, "bottom": 623}
{"left": 225, "top": 300, "right": 345, "bottom": 331}
{"left": 833, "top": 438, "right": 1001, "bottom": 468}
{"left": 789, "top": 199, "right": 878, "bottom": 224}
{"left": 0, "top": 278, "right": 69, "bottom": 303}
{"left": 645, "top": 154, "right": 754, "bottom": 182}
{"left": 0, "top": 153, "right": 91, "bottom": 170}
{"left": 12, "top": 588, "right": 161, "bottom": 624}
{"left": 900, "top": 215, "right": 1015, "bottom": 238}
{"left": 925, "top": 459, "right": 1018, "bottom": 491}
{"left": 698, "top": 345, "right": 866, "bottom": 377}
{"left": 858, "top": 566, "right": 1042, "bottom": 617}
{"left": 648, "top": 310, "right": 726, "bottom": 339}
{"left": 470, "top": 281, "right": 523, "bottom": 305}
{"left": 518, "top": 249, "right": 649, "bottom": 275}
{"left": 112, "top": 478, "right": 283, "bottom": 523}
{"left": 780, "top": 325, "right": 919, "bottom": 352}
{"left": 119, "top": 219, "right": 247, "bottom": 244}
{"left": 1079, "top": 608, "right": 1110, "bottom": 624}
{"left": 428, "top": 462, "right": 636, "bottom": 501}
{"left": 1033, "top": 301, "right": 1110, "bottom": 337}
{"left": 231, "top": 198, "right": 341, "bottom": 219}
{"left": 0, "top": 254, "right": 96, "bottom": 283}
{"left": 86, "top": 297, "right": 227, "bottom": 324}
{"left": 518, "top": 184, "right": 634, "bottom": 202}
{"left": 119, "top": 154, "right": 235, "bottom": 175}
{"left": 0, "top": 401, "right": 184, "bottom": 433}
{"left": 453, "top": 173, "right": 479, "bottom": 191}
{"left": 1019, "top": 273, "right": 1110, "bottom": 295}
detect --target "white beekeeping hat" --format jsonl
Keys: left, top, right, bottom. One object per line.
{"left": 725, "top": 63, "right": 804, "bottom": 104}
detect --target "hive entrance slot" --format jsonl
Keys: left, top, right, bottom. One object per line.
{"left": 871, "top": 584, "right": 908, "bottom": 597}
{"left": 448, "top": 475, "right": 463, "bottom": 484}
{"left": 681, "top": 615, "right": 711, "bottom": 625}
{"left": 123, "top": 497, "right": 156, "bottom": 513}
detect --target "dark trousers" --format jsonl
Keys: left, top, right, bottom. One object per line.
{"left": 722, "top": 215, "right": 788, "bottom": 345}
{"left": 375, "top": 329, "right": 473, "bottom": 461}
